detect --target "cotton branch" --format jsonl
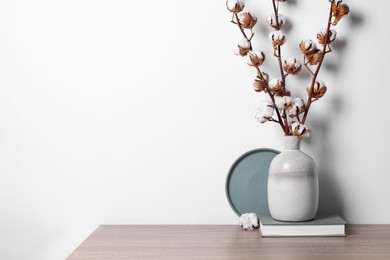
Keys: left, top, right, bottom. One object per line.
{"left": 301, "top": 0, "right": 335, "bottom": 124}
{"left": 232, "top": 10, "right": 287, "bottom": 134}
{"left": 255, "top": 66, "right": 287, "bottom": 133}
{"left": 271, "top": 0, "right": 287, "bottom": 95}
{"left": 225, "top": 0, "right": 350, "bottom": 138}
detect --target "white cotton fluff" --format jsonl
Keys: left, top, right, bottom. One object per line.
{"left": 226, "top": 0, "right": 237, "bottom": 10}
{"left": 268, "top": 78, "right": 282, "bottom": 90}
{"left": 266, "top": 14, "right": 286, "bottom": 27}
{"left": 238, "top": 12, "right": 257, "bottom": 21}
{"left": 226, "top": 0, "right": 245, "bottom": 10}
{"left": 288, "top": 97, "right": 305, "bottom": 116}
{"left": 293, "top": 97, "right": 305, "bottom": 110}
{"left": 290, "top": 121, "right": 300, "bottom": 131}
{"left": 255, "top": 101, "right": 274, "bottom": 123}
{"left": 245, "top": 50, "right": 264, "bottom": 66}
{"left": 315, "top": 80, "right": 326, "bottom": 89}
{"left": 266, "top": 15, "right": 274, "bottom": 25}
{"left": 239, "top": 213, "right": 259, "bottom": 230}
{"left": 285, "top": 57, "right": 301, "bottom": 67}
{"left": 302, "top": 39, "right": 317, "bottom": 52}
{"left": 269, "top": 30, "right": 285, "bottom": 41}
{"left": 318, "top": 28, "right": 337, "bottom": 42}
{"left": 275, "top": 96, "right": 292, "bottom": 110}
{"left": 233, "top": 38, "right": 251, "bottom": 55}
{"left": 278, "top": 15, "right": 286, "bottom": 24}
{"left": 330, "top": 29, "right": 337, "bottom": 41}
{"left": 291, "top": 122, "right": 311, "bottom": 138}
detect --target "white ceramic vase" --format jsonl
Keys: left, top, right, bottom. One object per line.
{"left": 268, "top": 136, "right": 318, "bottom": 221}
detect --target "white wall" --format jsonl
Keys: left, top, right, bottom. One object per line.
{"left": 0, "top": 0, "right": 389, "bottom": 259}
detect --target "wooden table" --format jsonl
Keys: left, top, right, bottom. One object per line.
{"left": 67, "top": 225, "right": 390, "bottom": 259}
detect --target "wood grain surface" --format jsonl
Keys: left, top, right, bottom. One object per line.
{"left": 67, "top": 225, "right": 390, "bottom": 260}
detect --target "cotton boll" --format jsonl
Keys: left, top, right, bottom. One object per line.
{"left": 268, "top": 78, "right": 282, "bottom": 90}
{"left": 306, "top": 50, "right": 323, "bottom": 65}
{"left": 238, "top": 12, "right": 257, "bottom": 29}
{"left": 292, "top": 97, "right": 305, "bottom": 112}
{"left": 253, "top": 72, "right": 269, "bottom": 93}
{"left": 226, "top": 0, "right": 246, "bottom": 14}
{"left": 275, "top": 96, "right": 292, "bottom": 110}
{"left": 291, "top": 122, "right": 311, "bottom": 138}
{"left": 315, "top": 80, "right": 326, "bottom": 89}
{"left": 259, "top": 102, "right": 274, "bottom": 117}
{"left": 283, "top": 58, "right": 302, "bottom": 75}
{"left": 266, "top": 14, "right": 286, "bottom": 30}
{"left": 255, "top": 101, "right": 274, "bottom": 123}
{"left": 288, "top": 97, "right": 305, "bottom": 117}
{"left": 233, "top": 38, "right": 251, "bottom": 56}
{"left": 239, "top": 213, "right": 252, "bottom": 230}
{"left": 317, "top": 29, "right": 337, "bottom": 45}
{"left": 239, "top": 213, "right": 259, "bottom": 230}
{"left": 299, "top": 40, "right": 317, "bottom": 55}
{"left": 269, "top": 31, "right": 286, "bottom": 48}
{"left": 253, "top": 78, "right": 266, "bottom": 92}
{"left": 268, "top": 78, "right": 283, "bottom": 95}
{"left": 249, "top": 213, "right": 259, "bottom": 228}
{"left": 308, "top": 80, "right": 327, "bottom": 99}
{"left": 246, "top": 51, "right": 265, "bottom": 67}
{"left": 332, "top": 0, "right": 350, "bottom": 25}
{"left": 269, "top": 31, "right": 285, "bottom": 41}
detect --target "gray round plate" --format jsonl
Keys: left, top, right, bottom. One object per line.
{"left": 226, "top": 148, "right": 280, "bottom": 216}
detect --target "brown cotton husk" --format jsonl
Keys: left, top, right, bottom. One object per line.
{"left": 317, "top": 32, "right": 327, "bottom": 45}
{"left": 261, "top": 72, "right": 269, "bottom": 82}
{"left": 238, "top": 46, "right": 250, "bottom": 56}
{"left": 299, "top": 41, "right": 317, "bottom": 55}
{"left": 240, "top": 12, "right": 257, "bottom": 29}
{"left": 247, "top": 51, "right": 265, "bottom": 67}
{"left": 305, "top": 51, "right": 323, "bottom": 65}
{"left": 253, "top": 79, "right": 267, "bottom": 92}
{"left": 272, "top": 89, "right": 284, "bottom": 97}
{"left": 226, "top": 1, "right": 244, "bottom": 14}
{"left": 332, "top": 0, "right": 350, "bottom": 25}
{"left": 267, "top": 16, "right": 285, "bottom": 30}
{"left": 315, "top": 86, "right": 327, "bottom": 99}
{"left": 283, "top": 59, "right": 302, "bottom": 75}
{"left": 269, "top": 80, "right": 283, "bottom": 96}
{"left": 308, "top": 85, "right": 327, "bottom": 99}
{"left": 317, "top": 30, "right": 336, "bottom": 45}
{"left": 272, "top": 37, "right": 285, "bottom": 49}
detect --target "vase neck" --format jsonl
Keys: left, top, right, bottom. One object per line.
{"left": 284, "top": 136, "right": 301, "bottom": 150}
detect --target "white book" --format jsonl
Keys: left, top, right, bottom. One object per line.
{"left": 259, "top": 215, "right": 346, "bottom": 237}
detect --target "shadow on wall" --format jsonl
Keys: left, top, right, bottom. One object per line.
{"left": 305, "top": 9, "right": 365, "bottom": 218}
{"left": 307, "top": 97, "right": 345, "bottom": 217}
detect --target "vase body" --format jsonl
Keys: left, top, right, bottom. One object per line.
{"left": 267, "top": 136, "right": 318, "bottom": 221}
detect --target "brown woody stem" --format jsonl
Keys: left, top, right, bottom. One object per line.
{"left": 304, "top": 61, "right": 315, "bottom": 76}
{"left": 271, "top": 0, "right": 287, "bottom": 96}
{"left": 234, "top": 13, "right": 253, "bottom": 50}
{"left": 271, "top": 0, "right": 289, "bottom": 134}
{"left": 302, "top": 0, "right": 335, "bottom": 124}
{"left": 232, "top": 10, "right": 286, "bottom": 134}
{"left": 256, "top": 67, "right": 287, "bottom": 134}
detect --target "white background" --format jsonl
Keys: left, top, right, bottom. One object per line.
{"left": 0, "top": 0, "right": 389, "bottom": 259}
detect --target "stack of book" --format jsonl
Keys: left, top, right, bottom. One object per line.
{"left": 259, "top": 215, "right": 346, "bottom": 237}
